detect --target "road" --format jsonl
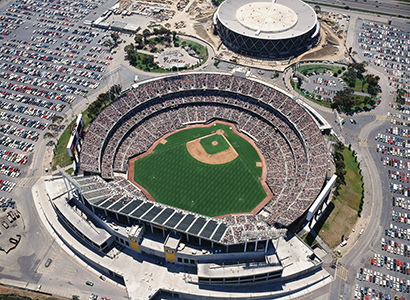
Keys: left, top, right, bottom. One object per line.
{"left": 327, "top": 16, "right": 397, "bottom": 295}
{"left": 309, "top": 0, "right": 410, "bottom": 18}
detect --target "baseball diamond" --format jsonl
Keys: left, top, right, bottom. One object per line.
{"left": 130, "top": 122, "right": 269, "bottom": 217}
{"left": 199, "top": 132, "right": 230, "bottom": 155}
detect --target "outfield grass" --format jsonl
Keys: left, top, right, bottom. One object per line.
{"left": 133, "top": 123, "right": 265, "bottom": 217}
{"left": 199, "top": 134, "right": 229, "bottom": 155}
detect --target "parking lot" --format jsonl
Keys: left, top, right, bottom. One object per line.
{"left": 156, "top": 47, "right": 200, "bottom": 69}
{"left": 357, "top": 21, "right": 410, "bottom": 91}
{"left": 300, "top": 72, "right": 347, "bottom": 102}
{"left": 0, "top": 200, "right": 21, "bottom": 252}
{"left": 0, "top": 0, "right": 116, "bottom": 245}
{"left": 354, "top": 102, "right": 410, "bottom": 299}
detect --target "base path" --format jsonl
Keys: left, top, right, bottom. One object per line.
{"left": 186, "top": 131, "right": 238, "bottom": 165}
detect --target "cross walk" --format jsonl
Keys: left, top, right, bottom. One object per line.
{"left": 17, "top": 176, "right": 39, "bottom": 188}
{"left": 336, "top": 264, "right": 349, "bottom": 281}
{"left": 358, "top": 138, "right": 369, "bottom": 148}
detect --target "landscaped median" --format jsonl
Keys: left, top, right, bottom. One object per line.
{"left": 124, "top": 26, "right": 208, "bottom": 72}
{"left": 303, "top": 141, "right": 364, "bottom": 249}
{"left": 291, "top": 62, "right": 379, "bottom": 112}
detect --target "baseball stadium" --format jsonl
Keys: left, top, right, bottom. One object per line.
{"left": 52, "top": 72, "right": 334, "bottom": 295}
{"left": 213, "top": 0, "right": 320, "bottom": 58}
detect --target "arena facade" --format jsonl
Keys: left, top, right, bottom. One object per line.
{"left": 213, "top": 0, "right": 320, "bottom": 58}
{"left": 54, "top": 72, "right": 335, "bottom": 296}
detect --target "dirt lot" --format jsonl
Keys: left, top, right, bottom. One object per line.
{"left": 0, "top": 285, "right": 63, "bottom": 300}
{"left": 319, "top": 197, "right": 358, "bottom": 249}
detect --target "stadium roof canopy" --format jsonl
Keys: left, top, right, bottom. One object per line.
{"left": 73, "top": 176, "right": 230, "bottom": 244}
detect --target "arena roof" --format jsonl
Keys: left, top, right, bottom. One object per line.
{"left": 216, "top": 0, "right": 317, "bottom": 40}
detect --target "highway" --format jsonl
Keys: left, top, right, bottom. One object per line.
{"left": 309, "top": 0, "right": 410, "bottom": 18}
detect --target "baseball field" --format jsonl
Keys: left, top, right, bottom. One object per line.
{"left": 132, "top": 122, "right": 268, "bottom": 217}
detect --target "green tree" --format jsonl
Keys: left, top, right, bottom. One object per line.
{"left": 103, "top": 39, "right": 113, "bottom": 49}
{"left": 368, "top": 85, "right": 379, "bottom": 96}
{"left": 43, "top": 132, "right": 54, "bottom": 139}
{"left": 349, "top": 62, "right": 367, "bottom": 79}
{"left": 111, "top": 32, "right": 120, "bottom": 46}
{"left": 148, "top": 40, "right": 156, "bottom": 49}
{"left": 134, "top": 34, "right": 144, "bottom": 49}
{"left": 125, "top": 43, "right": 138, "bottom": 66}
{"left": 142, "top": 28, "right": 151, "bottom": 42}
{"left": 335, "top": 141, "right": 345, "bottom": 152}
{"left": 141, "top": 54, "right": 153, "bottom": 66}
{"left": 72, "top": 295, "right": 80, "bottom": 300}
{"left": 345, "top": 68, "right": 357, "bottom": 87}
{"left": 397, "top": 88, "right": 407, "bottom": 105}
{"left": 110, "top": 84, "right": 122, "bottom": 97}
{"left": 52, "top": 115, "right": 64, "bottom": 123}
{"left": 48, "top": 124, "right": 57, "bottom": 131}
{"left": 366, "top": 74, "right": 379, "bottom": 87}
{"left": 336, "top": 159, "right": 345, "bottom": 170}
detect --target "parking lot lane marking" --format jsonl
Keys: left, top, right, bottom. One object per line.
{"left": 39, "top": 254, "right": 62, "bottom": 274}
{"left": 376, "top": 115, "right": 387, "bottom": 121}
{"left": 62, "top": 266, "right": 76, "bottom": 281}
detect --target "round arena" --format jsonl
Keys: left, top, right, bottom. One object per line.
{"left": 214, "top": 0, "right": 320, "bottom": 58}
